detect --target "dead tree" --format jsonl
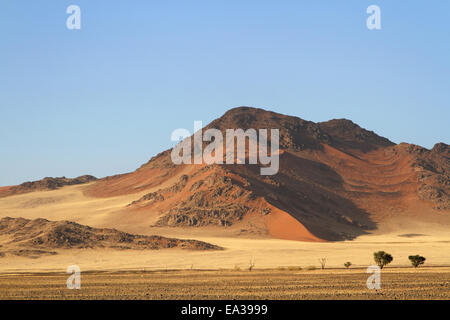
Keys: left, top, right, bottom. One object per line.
{"left": 248, "top": 258, "right": 255, "bottom": 271}
{"left": 319, "top": 258, "right": 327, "bottom": 270}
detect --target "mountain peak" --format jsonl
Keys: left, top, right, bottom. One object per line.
{"left": 318, "top": 117, "right": 395, "bottom": 152}
{"left": 209, "top": 106, "right": 395, "bottom": 153}
{"left": 432, "top": 143, "right": 449, "bottom": 158}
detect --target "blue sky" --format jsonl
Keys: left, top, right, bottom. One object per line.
{"left": 1, "top": 1, "right": 449, "bottom": 185}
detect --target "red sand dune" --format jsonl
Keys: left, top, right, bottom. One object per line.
{"left": 264, "top": 205, "right": 323, "bottom": 242}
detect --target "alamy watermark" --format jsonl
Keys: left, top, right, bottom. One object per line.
{"left": 65, "top": 5, "right": 380, "bottom": 31}
{"left": 66, "top": 265, "right": 81, "bottom": 289}
{"left": 170, "top": 121, "right": 280, "bottom": 175}
{"left": 64, "top": 4, "right": 382, "bottom": 34}
{"left": 366, "top": 265, "right": 381, "bottom": 290}
{"left": 367, "top": 5, "right": 381, "bottom": 30}
{"left": 66, "top": 5, "right": 81, "bottom": 30}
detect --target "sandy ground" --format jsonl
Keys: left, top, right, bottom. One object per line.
{"left": 1, "top": 184, "right": 449, "bottom": 300}
{"left": 0, "top": 184, "right": 152, "bottom": 230}
{"left": 0, "top": 268, "right": 449, "bottom": 300}
{"left": 1, "top": 233, "right": 449, "bottom": 273}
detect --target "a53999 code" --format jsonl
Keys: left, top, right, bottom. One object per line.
{"left": 225, "top": 304, "right": 268, "bottom": 315}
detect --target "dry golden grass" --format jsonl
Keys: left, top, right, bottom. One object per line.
{"left": 0, "top": 268, "right": 449, "bottom": 300}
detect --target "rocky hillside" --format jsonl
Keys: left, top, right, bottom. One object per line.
{"left": 2, "top": 107, "right": 448, "bottom": 242}
{"left": 123, "top": 107, "right": 449, "bottom": 240}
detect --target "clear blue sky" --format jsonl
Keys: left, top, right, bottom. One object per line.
{"left": 1, "top": 1, "right": 449, "bottom": 185}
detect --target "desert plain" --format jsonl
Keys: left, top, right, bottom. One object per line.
{"left": 0, "top": 184, "right": 449, "bottom": 299}
{"left": 1, "top": 268, "right": 449, "bottom": 300}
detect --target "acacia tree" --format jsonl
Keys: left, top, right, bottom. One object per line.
{"left": 409, "top": 255, "right": 426, "bottom": 268}
{"left": 373, "top": 251, "right": 393, "bottom": 269}
{"left": 344, "top": 262, "right": 352, "bottom": 269}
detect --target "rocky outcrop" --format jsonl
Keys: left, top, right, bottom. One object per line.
{"left": 0, "top": 175, "right": 97, "bottom": 198}
{"left": 402, "top": 143, "right": 450, "bottom": 209}
{"left": 0, "top": 217, "right": 222, "bottom": 258}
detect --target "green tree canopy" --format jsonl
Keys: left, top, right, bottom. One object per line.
{"left": 408, "top": 255, "right": 426, "bottom": 268}
{"left": 373, "top": 251, "right": 393, "bottom": 269}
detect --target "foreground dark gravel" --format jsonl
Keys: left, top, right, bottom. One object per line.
{"left": 0, "top": 268, "right": 449, "bottom": 300}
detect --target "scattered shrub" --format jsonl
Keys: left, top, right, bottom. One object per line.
{"left": 373, "top": 251, "right": 393, "bottom": 269}
{"left": 408, "top": 255, "right": 426, "bottom": 268}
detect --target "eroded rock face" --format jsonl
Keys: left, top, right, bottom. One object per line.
{"left": 399, "top": 143, "right": 450, "bottom": 210}
{"left": 432, "top": 143, "right": 450, "bottom": 156}
{"left": 128, "top": 174, "right": 189, "bottom": 206}
{"left": 129, "top": 169, "right": 254, "bottom": 227}
{"left": 157, "top": 204, "right": 249, "bottom": 227}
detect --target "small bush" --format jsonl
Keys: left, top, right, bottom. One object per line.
{"left": 408, "top": 255, "right": 426, "bottom": 268}
{"left": 306, "top": 266, "right": 316, "bottom": 271}
{"left": 344, "top": 262, "right": 352, "bottom": 269}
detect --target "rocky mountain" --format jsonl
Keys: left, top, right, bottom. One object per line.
{"left": 2, "top": 107, "right": 449, "bottom": 242}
